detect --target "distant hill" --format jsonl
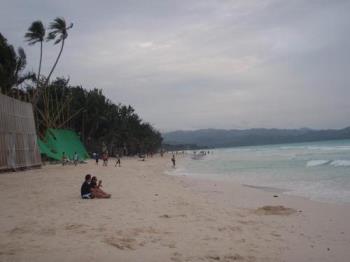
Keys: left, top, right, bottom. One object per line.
{"left": 162, "top": 127, "right": 350, "bottom": 149}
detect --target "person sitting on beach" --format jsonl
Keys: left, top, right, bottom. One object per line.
{"left": 90, "top": 176, "right": 111, "bottom": 198}
{"left": 81, "top": 174, "right": 94, "bottom": 199}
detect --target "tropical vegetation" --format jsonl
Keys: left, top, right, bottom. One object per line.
{"left": 0, "top": 17, "right": 162, "bottom": 156}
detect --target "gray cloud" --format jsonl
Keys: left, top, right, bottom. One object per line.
{"left": 1, "top": 0, "right": 349, "bottom": 131}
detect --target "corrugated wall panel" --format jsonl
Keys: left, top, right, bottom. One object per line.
{"left": 0, "top": 94, "right": 41, "bottom": 171}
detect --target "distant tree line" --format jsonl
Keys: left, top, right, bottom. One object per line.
{"left": 0, "top": 18, "right": 162, "bottom": 156}
{"left": 163, "top": 128, "right": 350, "bottom": 148}
{"left": 162, "top": 143, "right": 207, "bottom": 151}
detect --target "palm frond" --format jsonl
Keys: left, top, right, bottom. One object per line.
{"left": 24, "top": 20, "right": 45, "bottom": 44}
{"left": 46, "top": 31, "right": 57, "bottom": 41}
{"left": 16, "top": 47, "right": 27, "bottom": 72}
{"left": 54, "top": 38, "right": 62, "bottom": 45}
{"left": 17, "top": 71, "right": 36, "bottom": 85}
{"left": 49, "top": 17, "right": 66, "bottom": 31}
{"left": 46, "top": 17, "right": 72, "bottom": 44}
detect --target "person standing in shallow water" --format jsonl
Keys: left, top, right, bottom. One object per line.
{"left": 171, "top": 154, "right": 176, "bottom": 168}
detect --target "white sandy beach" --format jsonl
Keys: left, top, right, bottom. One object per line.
{"left": 0, "top": 154, "right": 349, "bottom": 262}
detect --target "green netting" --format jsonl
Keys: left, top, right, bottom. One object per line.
{"left": 38, "top": 128, "right": 89, "bottom": 161}
{"left": 37, "top": 138, "right": 59, "bottom": 160}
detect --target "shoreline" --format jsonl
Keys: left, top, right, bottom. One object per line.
{"left": 170, "top": 153, "right": 350, "bottom": 206}
{"left": 175, "top": 172, "right": 350, "bottom": 207}
{"left": 169, "top": 164, "right": 350, "bottom": 262}
{"left": 0, "top": 155, "right": 349, "bottom": 261}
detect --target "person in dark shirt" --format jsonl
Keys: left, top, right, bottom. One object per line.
{"left": 81, "top": 174, "right": 94, "bottom": 199}
{"left": 171, "top": 154, "right": 176, "bottom": 167}
{"left": 94, "top": 153, "right": 99, "bottom": 165}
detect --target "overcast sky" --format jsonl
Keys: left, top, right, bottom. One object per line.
{"left": 1, "top": 0, "right": 350, "bottom": 131}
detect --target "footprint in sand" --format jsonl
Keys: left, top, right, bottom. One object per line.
{"left": 65, "top": 224, "right": 84, "bottom": 230}
{"left": 254, "top": 206, "right": 297, "bottom": 216}
{"left": 205, "top": 254, "right": 247, "bottom": 261}
{"left": 104, "top": 226, "right": 165, "bottom": 250}
{"left": 129, "top": 226, "right": 160, "bottom": 235}
{"left": 171, "top": 252, "right": 183, "bottom": 262}
{"left": 0, "top": 249, "right": 17, "bottom": 256}
{"left": 237, "top": 220, "right": 257, "bottom": 225}
{"left": 217, "top": 225, "right": 242, "bottom": 233}
{"left": 104, "top": 237, "right": 137, "bottom": 250}
{"left": 166, "top": 242, "right": 176, "bottom": 248}
{"left": 8, "top": 226, "right": 32, "bottom": 235}
{"left": 64, "top": 224, "right": 88, "bottom": 234}
{"left": 39, "top": 227, "right": 56, "bottom": 236}
{"left": 159, "top": 214, "right": 187, "bottom": 219}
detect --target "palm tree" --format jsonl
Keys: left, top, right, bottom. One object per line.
{"left": 30, "top": 17, "right": 73, "bottom": 105}
{"left": 25, "top": 21, "right": 45, "bottom": 83}
{"left": 36, "top": 17, "right": 73, "bottom": 128}
{"left": 46, "top": 17, "right": 73, "bottom": 85}
{"left": 25, "top": 21, "right": 45, "bottom": 102}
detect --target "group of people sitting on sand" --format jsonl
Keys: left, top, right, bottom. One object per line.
{"left": 81, "top": 174, "right": 111, "bottom": 199}
{"left": 62, "top": 152, "right": 80, "bottom": 166}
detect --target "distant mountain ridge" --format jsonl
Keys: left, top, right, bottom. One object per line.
{"left": 162, "top": 127, "right": 350, "bottom": 148}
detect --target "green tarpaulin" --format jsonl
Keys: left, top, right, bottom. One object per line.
{"left": 38, "top": 128, "right": 89, "bottom": 161}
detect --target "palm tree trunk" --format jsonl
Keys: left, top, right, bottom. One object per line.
{"left": 31, "top": 41, "right": 43, "bottom": 103}
{"left": 38, "top": 41, "right": 42, "bottom": 85}
{"left": 32, "top": 39, "right": 65, "bottom": 106}
{"left": 46, "top": 39, "right": 64, "bottom": 85}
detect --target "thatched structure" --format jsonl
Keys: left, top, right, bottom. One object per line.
{"left": 0, "top": 94, "right": 41, "bottom": 171}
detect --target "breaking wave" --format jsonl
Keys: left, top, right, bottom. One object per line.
{"left": 330, "top": 160, "right": 350, "bottom": 167}
{"left": 307, "top": 160, "right": 350, "bottom": 167}
{"left": 306, "top": 160, "right": 330, "bottom": 167}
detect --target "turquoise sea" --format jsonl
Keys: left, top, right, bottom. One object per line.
{"left": 173, "top": 139, "right": 350, "bottom": 204}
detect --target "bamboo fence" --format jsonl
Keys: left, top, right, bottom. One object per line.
{"left": 0, "top": 94, "right": 41, "bottom": 171}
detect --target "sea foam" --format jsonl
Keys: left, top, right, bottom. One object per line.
{"left": 306, "top": 160, "right": 330, "bottom": 167}
{"left": 330, "top": 160, "right": 350, "bottom": 167}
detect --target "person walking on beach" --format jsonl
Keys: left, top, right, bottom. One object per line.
{"left": 73, "top": 152, "right": 79, "bottom": 166}
{"left": 102, "top": 153, "right": 108, "bottom": 166}
{"left": 115, "top": 154, "right": 121, "bottom": 167}
{"left": 171, "top": 154, "right": 176, "bottom": 168}
{"left": 94, "top": 152, "right": 99, "bottom": 165}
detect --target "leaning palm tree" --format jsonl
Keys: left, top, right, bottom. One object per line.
{"left": 25, "top": 20, "right": 45, "bottom": 102}
{"left": 25, "top": 21, "right": 45, "bottom": 84}
{"left": 46, "top": 17, "right": 73, "bottom": 85}
{"left": 30, "top": 17, "right": 73, "bottom": 105}
{"left": 39, "top": 17, "right": 73, "bottom": 128}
